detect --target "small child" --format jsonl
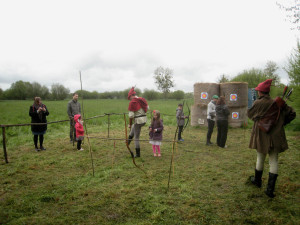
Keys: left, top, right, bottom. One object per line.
{"left": 149, "top": 110, "right": 163, "bottom": 157}
{"left": 74, "top": 114, "right": 84, "bottom": 151}
{"left": 176, "top": 103, "right": 188, "bottom": 141}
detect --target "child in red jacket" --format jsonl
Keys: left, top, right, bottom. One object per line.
{"left": 74, "top": 114, "right": 84, "bottom": 151}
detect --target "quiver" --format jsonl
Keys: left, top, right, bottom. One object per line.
{"left": 258, "top": 97, "right": 286, "bottom": 133}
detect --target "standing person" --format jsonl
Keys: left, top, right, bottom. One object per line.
{"left": 176, "top": 103, "right": 188, "bottom": 141}
{"left": 248, "top": 79, "right": 296, "bottom": 198}
{"left": 67, "top": 93, "right": 81, "bottom": 142}
{"left": 74, "top": 114, "right": 84, "bottom": 151}
{"left": 149, "top": 110, "right": 164, "bottom": 157}
{"left": 215, "top": 96, "right": 230, "bottom": 148}
{"left": 206, "top": 95, "right": 219, "bottom": 145}
{"left": 29, "top": 97, "right": 49, "bottom": 151}
{"left": 127, "top": 87, "right": 149, "bottom": 158}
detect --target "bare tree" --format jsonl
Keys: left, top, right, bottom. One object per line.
{"left": 277, "top": 0, "right": 300, "bottom": 30}
{"left": 217, "top": 74, "right": 230, "bottom": 83}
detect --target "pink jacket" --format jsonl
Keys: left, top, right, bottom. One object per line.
{"left": 74, "top": 114, "right": 84, "bottom": 138}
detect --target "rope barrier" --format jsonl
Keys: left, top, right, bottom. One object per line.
{"left": 0, "top": 111, "right": 177, "bottom": 128}
{"left": 87, "top": 136, "right": 203, "bottom": 144}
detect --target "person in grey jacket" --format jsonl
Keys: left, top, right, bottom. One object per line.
{"left": 176, "top": 103, "right": 188, "bottom": 141}
{"left": 67, "top": 93, "right": 81, "bottom": 142}
{"left": 216, "top": 96, "right": 230, "bottom": 148}
{"left": 206, "top": 95, "right": 218, "bottom": 145}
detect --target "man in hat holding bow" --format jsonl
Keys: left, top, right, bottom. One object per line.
{"left": 247, "top": 79, "right": 296, "bottom": 198}
{"left": 127, "top": 87, "right": 149, "bottom": 157}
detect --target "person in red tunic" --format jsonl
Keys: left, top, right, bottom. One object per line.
{"left": 127, "top": 87, "right": 149, "bottom": 157}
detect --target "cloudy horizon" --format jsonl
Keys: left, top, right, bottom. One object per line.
{"left": 0, "top": 0, "right": 299, "bottom": 93}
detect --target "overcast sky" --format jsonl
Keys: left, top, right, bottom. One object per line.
{"left": 0, "top": 0, "right": 299, "bottom": 93}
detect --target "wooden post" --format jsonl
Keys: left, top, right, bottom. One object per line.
{"left": 2, "top": 127, "right": 8, "bottom": 163}
{"left": 107, "top": 114, "right": 110, "bottom": 138}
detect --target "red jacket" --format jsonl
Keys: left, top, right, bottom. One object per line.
{"left": 74, "top": 114, "right": 84, "bottom": 138}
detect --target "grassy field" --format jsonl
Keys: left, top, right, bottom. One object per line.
{"left": 0, "top": 99, "right": 299, "bottom": 224}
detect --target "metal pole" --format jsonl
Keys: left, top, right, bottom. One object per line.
{"left": 2, "top": 127, "right": 8, "bottom": 163}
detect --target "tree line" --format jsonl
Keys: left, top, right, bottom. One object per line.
{"left": 0, "top": 81, "right": 191, "bottom": 101}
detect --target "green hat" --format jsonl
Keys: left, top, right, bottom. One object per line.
{"left": 212, "top": 95, "right": 219, "bottom": 99}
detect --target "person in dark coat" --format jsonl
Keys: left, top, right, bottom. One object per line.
{"left": 248, "top": 79, "right": 296, "bottom": 198}
{"left": 206, "top": 95, "right": 219, "bottom": 145}
{"left": 216, "top": 96, "right": 230, "bottom": 148}
{"left": 29, "top": 97, "right": 49, "bottom": 151}
{"left": 67, "top": 93, "right": 81, "bottom": 142}
{"left": 176, "top": 103, "right": 188, "bottom": 141}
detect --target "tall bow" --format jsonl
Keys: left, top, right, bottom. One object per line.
{"left": 123, "top": 114, "right": 147, "bottom": 175}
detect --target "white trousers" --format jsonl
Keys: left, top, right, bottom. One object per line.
{"left": 256, "top": 151, "right": 278, "bottom": 174}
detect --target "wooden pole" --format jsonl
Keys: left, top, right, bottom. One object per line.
{"left": 80, "top": 71, "right": 95, "bottom": 176}
{"left": 2, "top": 127, "right": 8, "bottom": 163}
{"left": 108, "top": 114, "right": 110, "bottom": 138}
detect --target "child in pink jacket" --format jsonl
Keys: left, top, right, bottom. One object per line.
{"left": 74, "top": 114, "right": 84, "bottom": 151}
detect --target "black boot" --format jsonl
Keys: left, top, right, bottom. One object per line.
{"left": 127, "top": 135, "right": 134, "bottom": 145}
{"left": 135, "top": 148, "right": 140, "bottom": 158}
{"left": 265, "top": 172, "right": 278, "bottom": 198}
{"left": 250, "top": 169, "right": 263, "bottom": 188}
{"left": 206, "top": 139, "right": 212, "bottom": 146}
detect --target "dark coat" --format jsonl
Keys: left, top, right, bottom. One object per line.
{"left": 248, "top": 95, "right": 295, "bottom": 154}
{"left": 67, "top": 100, "right": 81, "bottom": 118}
{"left": 216, "top": 104, "right": 230, "bottom": 121}
{"left": 149, "top": 119, "right": 163, "bottom": 141}
{"left": 176, "top": 108, "right": 185, "bottom": 126}
{"left": 29, "top": 104, "right": 49, "bottom": 133}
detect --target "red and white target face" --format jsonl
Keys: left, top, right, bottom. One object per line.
{"left": 232, "top": 112, "right": 239, "bottom": 119}
{"left": 201, "top": 92, "right": 208, "bottom": 99}
{"left": 230, "top": 94, "right": 237, "bottom": 101}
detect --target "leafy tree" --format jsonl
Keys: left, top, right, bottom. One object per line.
{"left": 40, "top": 85, "right": 50, "bottom": 99}
{"left": 30, "top": 82, "right": 50, "bottom": 99}
{"left": 143, "top": 89, "right": 160, "bottom": 100}
{"left": 217, "top": 74, "right": 230, "bottom": 83}
{"left": 51, "top": 83, "right": 70, "bottom": 100}
{"left": 264, "top": 61, "right": 281, "bottom": 86}
{"left": 169, "top": 90, "right": 185, "bottom": 100}
{"left": 285, "top": 40, "right": 300, "bottom": 86}
{"left": 5, "top": 80, "right": 32, "bottom": 100}
{"left": 153, "top": 66, "right": 175, "bottom": 98}
{"left": 230, "top": 68, "right": 266, "bottom": 88}
{"left": 0, "top": 88, "right": 3, "bottom": 100}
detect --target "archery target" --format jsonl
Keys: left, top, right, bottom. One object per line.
{"left": 198, "top": 119, "right": 204, "bottom": 125}
{"left": 201, "top": 92, "right": 208, "bottom": 99}
{"left": 232, "top": 112, "right": 239, "bottom": 119}
{"left": 230, "top": 94, "right": 237, "bottom": 101}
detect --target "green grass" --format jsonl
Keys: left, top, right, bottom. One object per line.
{"left": 0, "top": 99, "right": 299, "bottom": 224}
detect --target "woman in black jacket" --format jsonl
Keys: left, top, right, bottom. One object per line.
{"left": 216, "top": 96, "right": 230, "bottom": 148}
{"left": 29, "top": 97, "right": 49, "bottom": 151}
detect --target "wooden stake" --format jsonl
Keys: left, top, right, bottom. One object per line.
{"left": 80, "top": 71, "right": 95, "bottom": 176}
{"left": 2, "top": 127, "right": 8, "bottom": 163}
